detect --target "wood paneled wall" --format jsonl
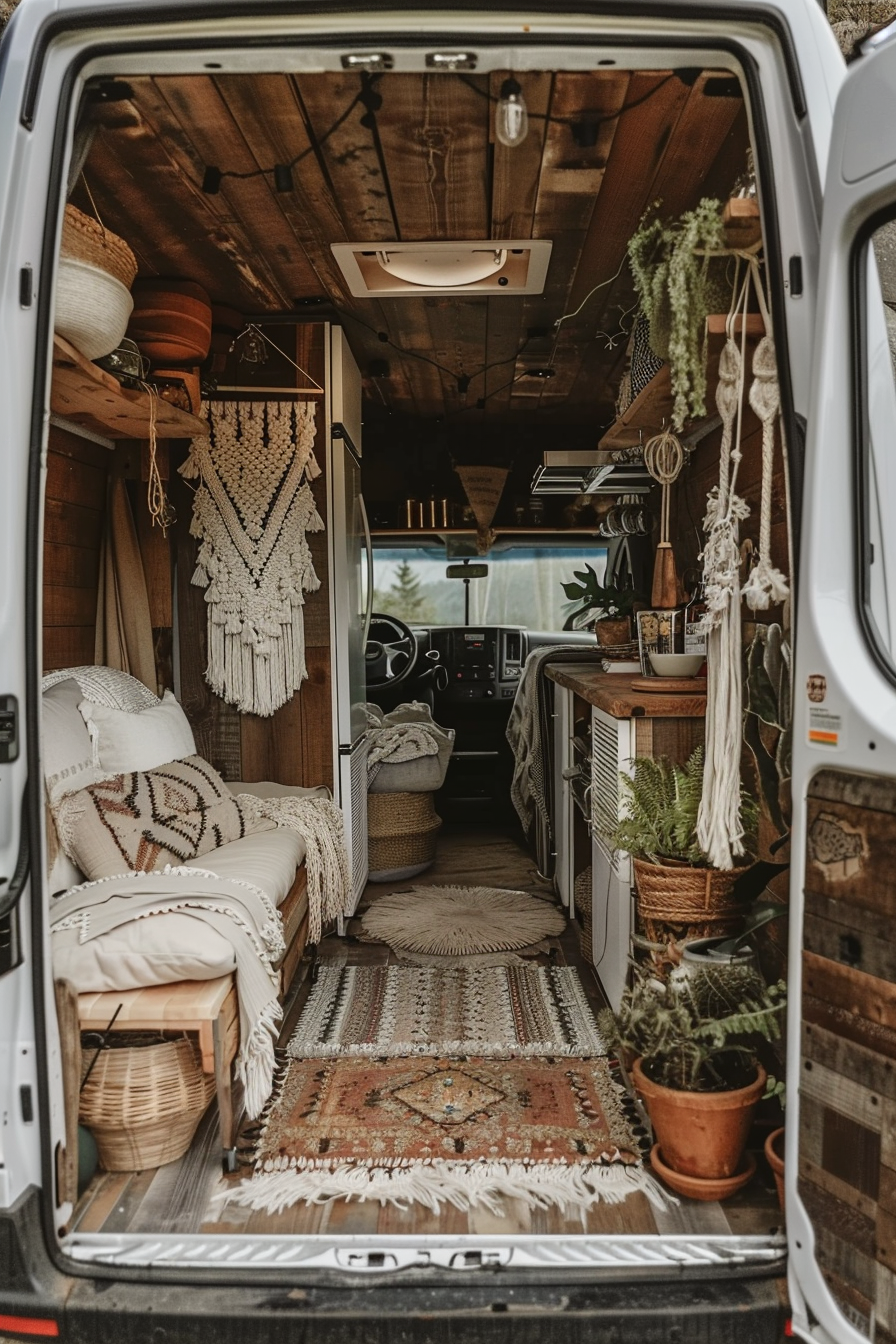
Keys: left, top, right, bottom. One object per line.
{"left": 43, "top": 424, "right": 109, "bottom": 672}
{"left": 175, "top": 323, "right": 333, "bottom": 790}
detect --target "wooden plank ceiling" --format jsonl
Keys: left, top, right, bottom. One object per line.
{"left": 76, "top": 68, "right": 747, "bottom": 429}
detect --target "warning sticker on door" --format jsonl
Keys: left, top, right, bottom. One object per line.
{"left": 808, "top": 708, "right": 843, "bottom": 749}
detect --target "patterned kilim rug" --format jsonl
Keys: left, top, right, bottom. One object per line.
{"left": 224, "top": 1054, "right": 666, "bottom": 1215}
{"left": 286, "top": 964, "right": 609, "bottom": 1059}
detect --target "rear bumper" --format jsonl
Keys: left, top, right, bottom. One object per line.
{"left": 1, "top": 1187, "right": 790, "bottom": 1343}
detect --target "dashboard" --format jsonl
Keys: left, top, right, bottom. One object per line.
{"left": 410, "top": 625, "right": 596, "bottom": 704}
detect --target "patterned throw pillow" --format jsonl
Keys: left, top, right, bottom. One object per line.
{"left": 56, "top": 755, "right": 274, "bottom": 881}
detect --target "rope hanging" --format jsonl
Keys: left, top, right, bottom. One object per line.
{"left": 696, "top": 263, "right": 752, "bottom": 869}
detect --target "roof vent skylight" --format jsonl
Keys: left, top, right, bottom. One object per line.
{"left": 331, "top": 240, "right": 552, "bottom": 297}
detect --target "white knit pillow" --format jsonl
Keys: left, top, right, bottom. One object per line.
{"left": 42, "top": 679, "right": 98, "bottom": 806}
{"left": 78, "top": 690, "right": 197, "bottom": 774}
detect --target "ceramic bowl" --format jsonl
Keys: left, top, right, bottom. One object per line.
{"left": 649, "top": 652, "right": 705, "bottom": 678}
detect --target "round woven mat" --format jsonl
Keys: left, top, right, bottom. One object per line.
{"left": 359, "top": 884, "right": 566, "bottom": 957}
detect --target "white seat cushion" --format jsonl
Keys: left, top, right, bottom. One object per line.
{"left": 192, "top": 828, "right": 305, "bottom": 907}
{"left": 53, "top": 911, "right": 236, "bottom": 991}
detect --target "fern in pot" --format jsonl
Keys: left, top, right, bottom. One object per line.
{"left": 599, "top": 964, "right": 785, "bottom": 1198}
{"left": 605, "top": 747, "right": 759, "bottom": 942}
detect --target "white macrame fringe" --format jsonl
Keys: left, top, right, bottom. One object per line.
{"left": 180, "top": 400, "right": 323, "bottom": 717}
{"left": 220, "top": 1157, "right": 673, "bottom": 1217}
{"left": 238, "top": 794, "right": 352, "bottom": 939}
{"left": 697, "top": 266, "right": 751, "bottom": 870}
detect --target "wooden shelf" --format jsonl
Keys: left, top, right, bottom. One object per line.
{"left": 371, "top": 527, "right": 603, "bottom": 538}
{"left": 51, "top": 335, "right": 208, "bottom": 441}
{"left": 598, "top": 313, "right": 765, "bottom": 452}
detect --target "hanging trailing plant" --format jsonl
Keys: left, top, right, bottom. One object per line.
{"left": 628, "top": 197, "right": 729, "bottom": 430}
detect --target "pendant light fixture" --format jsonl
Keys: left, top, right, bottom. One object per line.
{"left": 495, "top": 77, "right": 528, "bottom": 148}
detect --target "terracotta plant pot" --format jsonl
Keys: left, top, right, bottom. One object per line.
{"left": 633, "top": 1057, "right": 766, "bottom": 1181}
{"left": 594, "top": 615, "right": 632, "bottom": 647}
{"left": 765, "top": 1125, "right": 785, "bottom": 1209}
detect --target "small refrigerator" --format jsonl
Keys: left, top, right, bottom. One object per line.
{"left": 326, "top": 327, "right": 372, "bottom": 922}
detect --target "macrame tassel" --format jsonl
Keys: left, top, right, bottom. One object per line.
{"left": 743, "top": 333, "right": 790, "bottom": 610}
{"left": 697, "top": 267, "right": 751, "bottom": 870}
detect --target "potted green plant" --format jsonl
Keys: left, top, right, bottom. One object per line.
{"left": 561, "top": 565, "right": 641, "bottom": 643}
{"left": 627, "top": 196, "right": 731, "bottom": 430}
{"left": 604, "top": 748, "right": 759, "bottom": 941}
{"left": 599, "top": 964, "right": 786, "bottom": 1199}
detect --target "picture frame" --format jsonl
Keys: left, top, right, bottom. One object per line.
{"left": 635, "top": 608, "right": 682, "bottom": 675}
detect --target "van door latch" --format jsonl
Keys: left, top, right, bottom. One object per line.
{"left": 0, "top": 697, "right": 18, "bottom": 763}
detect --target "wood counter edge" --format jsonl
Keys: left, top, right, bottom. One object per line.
{"left": 545, "top": 663, "right": 707, "bottom": 718}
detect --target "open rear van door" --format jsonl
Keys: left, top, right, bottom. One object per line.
{"left": 790, "top": 18, "right": 896, "bottom": 1343}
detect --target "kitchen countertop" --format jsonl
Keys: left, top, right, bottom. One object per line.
{"left": 545, "top": 661, "right": 707, "bottom": 718}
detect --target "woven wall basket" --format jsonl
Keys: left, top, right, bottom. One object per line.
{"left": 55, "top": 205, "right": 138, "bottom": 361}
{"left": 367, "top": 791, "right": 442, "bottom": 880}
{"left": 633, "top": 858, "right": 751, "bottom": 942}
{"left": 79, "top": 1035, "right": 215, "bottom": 1172}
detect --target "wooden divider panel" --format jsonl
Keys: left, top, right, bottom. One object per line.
{"left": 800, "top": 769, "right": 896, "bottom": 1342}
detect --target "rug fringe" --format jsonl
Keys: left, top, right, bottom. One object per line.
{"left": 218, "top": 1157, "right": 673, "bottom": 1217}
{"left": 286, "top": 1039, "right": 607, "bottom": 1060}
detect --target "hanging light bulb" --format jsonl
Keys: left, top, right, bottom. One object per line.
{"left": 495, "top": 77, "right": 528, "bottom": 148}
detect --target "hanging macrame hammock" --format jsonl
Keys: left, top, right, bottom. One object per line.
{"left": 180, "top": 400, "right": 323, "bottom": 717}
{"left": 697, "top": 256, "right": 789, "bottom": 869}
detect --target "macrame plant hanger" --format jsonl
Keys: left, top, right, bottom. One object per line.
{"left": 643, "top": 425, "right": 685, "bottom": 609}
{"left": 696, "top": 260, "right": 753, "bottom": 869}
{"left": 742, "top": 260, "right": 790, "bottom": 612}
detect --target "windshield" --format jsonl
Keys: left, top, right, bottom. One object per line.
{"left": 372, "top": 544, "right": 608, "bottom": 630}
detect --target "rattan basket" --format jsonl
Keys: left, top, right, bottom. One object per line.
{"left": 78, "top": 1034, "right": 215, "bottom": 1172}
{"left": 56, "top": 207, "right": 138, "bottom": 361}
{"left": 62, "top": 205, "right": 138, "bottom": 289}
{"left": 367, "top": 791, "right": 441, "bottom": 881}
{"left": 633, "top": 857, "right": 750, "bottom": 943}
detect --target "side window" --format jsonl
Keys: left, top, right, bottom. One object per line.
{"left": 860, "top": 216, "right": 896, "bottom": 668}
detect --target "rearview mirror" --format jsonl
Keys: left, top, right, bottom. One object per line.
{"left": 446, "top": 563, "right": 489, "bottom": 579}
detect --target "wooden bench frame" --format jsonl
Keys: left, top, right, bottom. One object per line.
{"left": 76, "top": 865, "right": 309, "bottom": 1172}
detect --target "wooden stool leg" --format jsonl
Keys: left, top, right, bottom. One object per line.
{"left": 212, "top": 1011, "right": 237, "bottom": 1172}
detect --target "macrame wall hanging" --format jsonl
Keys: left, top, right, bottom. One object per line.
{"left": 179, "top": 400, "right": 323, "bottom": 717}
{"left": 696, "top": 255, "right": 790, "bottom": 869}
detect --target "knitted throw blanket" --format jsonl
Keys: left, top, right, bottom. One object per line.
{"left": 180, "top": 401, "right": 324, "bottom": 717}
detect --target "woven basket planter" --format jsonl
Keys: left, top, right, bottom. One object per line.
{"left": 79, "top": 1034, "right": 215, "bottom": 1172}
{"left": 367, "top": 791, "right": 441, "bottom": 882}
{"left": 55, "top": 206, "right": 138, "bottom": 361}
{"left": 633, "top": 857, "right": 751, "bottom": 944}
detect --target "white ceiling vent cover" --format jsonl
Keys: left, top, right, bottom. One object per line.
{"left": 331, "top": 239, "right": 552, "bottom": 297}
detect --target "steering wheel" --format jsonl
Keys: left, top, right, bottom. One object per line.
{"left": 365, "top": 613, "right": 420, "bottom": 688}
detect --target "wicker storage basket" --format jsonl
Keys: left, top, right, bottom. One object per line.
{"left": 367, "top": 791, "right": 441, "bottom": 881}
{"left": 55, "top": 206, "right": 138, "bottom": 361}
{"left": 79, "top": 1034, "right": 215, "bottom": 1172}
{"left": 633, "top": 857, "right": 750, "bottom": 944}
{"left": 62, "top": 205, "right": 138, "bottom": 289}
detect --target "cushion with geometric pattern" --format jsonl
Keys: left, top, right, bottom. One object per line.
{"left": 55, "top": 755, "right": 275, "bottom": 881}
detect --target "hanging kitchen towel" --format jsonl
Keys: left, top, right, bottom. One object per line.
{"left": 179, "top": 400, "right": 323, "bottom": 717}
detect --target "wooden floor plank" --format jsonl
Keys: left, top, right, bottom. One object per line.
{"left": 73, "top": 822, "right": 776, "bottom": 1240}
